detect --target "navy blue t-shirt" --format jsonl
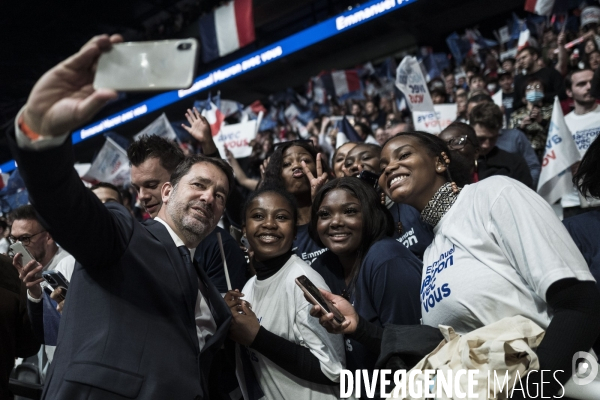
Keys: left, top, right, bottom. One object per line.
{"left": 311, "top": 237, "right": 423, "bottom": 371}
{"left": 389, "top": 203, "right": 435, "bottom": 260}
{"left": 292, "top": 224, "right": 328, "bottom": 266}
{"left": 195, "top": 226, "right": 248, "bottom": 293}
{"left": 563, "top": 209, "right": 600, "bottom": 293}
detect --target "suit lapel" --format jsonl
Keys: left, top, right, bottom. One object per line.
{"left": 144, "top": 220, "right": 199, "bottom": 352}
{"left": 197, "top": 261, "right": 232, "bottom": 355}
{"left": 145, "top": 220, "right": 232, "bottom": 356}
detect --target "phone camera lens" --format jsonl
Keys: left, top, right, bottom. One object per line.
{"left": 48, "top": 278, "right": 55, "bottom": 284}
{"left": 177, "top": 42, "right": 192, "bottom": 51}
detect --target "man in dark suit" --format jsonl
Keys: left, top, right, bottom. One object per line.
{"left": 8, "top": 34, "right": 233, "bottom": 399}
{"left": 127, "top": 135, "right": 247, "bottom": 293}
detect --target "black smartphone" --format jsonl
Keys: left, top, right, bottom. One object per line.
{"left": 295, "top": 275, "right": 345, "bottom": 324}
{"left": 42, "top": 270, "right": 69, "bottom": 297}
{"left": 358, "top": 170, "right": 381, "bottom": 189}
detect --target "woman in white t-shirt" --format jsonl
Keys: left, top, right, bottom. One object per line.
{"left": 310, "top": 131, "right": 600, "bottom": 397}
{"left": 226, "top": 185, "right": 346, "bottom": 400}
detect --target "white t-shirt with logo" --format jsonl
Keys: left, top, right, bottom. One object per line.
{"left": 561, "top": 105, "right": 600, "bottom": 207}
{"left": 421, "top": 176, "right": 594, "bottom": 334}
{"left": 242, "top": 255, "right": 346, "bottom": 400}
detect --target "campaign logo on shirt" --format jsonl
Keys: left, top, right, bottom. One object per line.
{"left": 396, "top": 227, "right": 418, "bottom": 249}
{"left": 421, "top": 245, "right": 454, "bottom": 313}
{"left": 299, "top": 248, "right": 328, "bottom": 265}
{"left": 573, "top": 127, "right": 600, "bottom": 153}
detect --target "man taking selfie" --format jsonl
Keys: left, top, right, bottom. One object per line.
{"left": 7, "top": 34, "right": 233, "bottom": 400}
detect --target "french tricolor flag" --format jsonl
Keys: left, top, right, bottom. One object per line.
{"left": 524, "top": 0, "right": 555, "bottom": 16}
{"left": 201, "top": 102, "right": 225, "bottom": 136}
{"left": 199, "top": 0, "right": 255, "bottom": 63}
{"left": 320, "top": 70, "right": 362, "bottom": 99}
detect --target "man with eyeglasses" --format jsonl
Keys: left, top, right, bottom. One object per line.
{"left": 467, "top": 94, "right": 541, "bottom": 187}
{"left": 9, "top": 204, "right": 75, "bottom": 379}
{"left": 10, "top": 205, "right": 75, "bottom": 295}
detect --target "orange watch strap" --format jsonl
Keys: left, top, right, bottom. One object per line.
{"left": 18, "top": 115, "right": 41, "bottom": 141}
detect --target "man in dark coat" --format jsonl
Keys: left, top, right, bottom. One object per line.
{"left": 8, "top": 34, "right": 234, "bottom": 400}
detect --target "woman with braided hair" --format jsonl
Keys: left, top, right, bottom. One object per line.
{"left": 309, "top": 131, "right": 600, "bottom": 397}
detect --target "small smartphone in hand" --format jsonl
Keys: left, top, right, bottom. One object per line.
{"left": 10, "top": 241, "right": 36, "bottom": 265}
{"left": 42, "top": 270, "right": 69, "bottom": 297}
{"left": 93, "top": 38, "right": 198, "bottom": 91}
{"left": 296, "top": 275, "right": 345, "bottom": 324}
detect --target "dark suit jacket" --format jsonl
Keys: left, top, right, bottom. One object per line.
{"left": 196, "top": 226, "right": 247, "bottom": 293}
{"left": 8, "top": 130, "right": 232, "bottom": 400}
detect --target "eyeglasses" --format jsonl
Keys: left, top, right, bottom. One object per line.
{"left": 446, "top": 135, "right": 473, "bottom": 150}
{"left": 8, "top": 230, "right": 46, "bottom": 245}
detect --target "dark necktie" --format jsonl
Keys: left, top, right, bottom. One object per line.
{"left": 178, "top": 246, "right": 199, "bottom": 311}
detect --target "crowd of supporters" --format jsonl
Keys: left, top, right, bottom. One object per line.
{"left": 2, "top": 4, "right": 600, "bottom": 400}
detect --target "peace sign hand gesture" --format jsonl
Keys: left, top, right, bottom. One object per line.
{"left": 301, "top": 152, "right": 328, "bottom": 201}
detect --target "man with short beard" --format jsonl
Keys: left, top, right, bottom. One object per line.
{"left": 7, "top": 35, "right": 234, "bottom": 399}
{"left": 561, "top": 69, "right": 600, "bottom": 217}
{"left": 127, "top": 135, "right": 247, "bottom": 295}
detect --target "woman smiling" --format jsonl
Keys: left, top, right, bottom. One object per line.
{"left": 309, "top": 177, "right": 422, "bottom": 371}
{"left": 311, "top": 131, "right": 600, "bottom": 396}
{"left": 227, "top": 186, "right": 345, "bottom": 399}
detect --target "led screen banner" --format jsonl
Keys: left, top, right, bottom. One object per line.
{"left": 1, "top": 0, "right": 417, "bottom": 173}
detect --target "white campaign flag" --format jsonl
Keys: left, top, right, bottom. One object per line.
{"left": 413, "top": 104, "right": 457, "bottom": 134}
{"left": 214, "top": 120, "right": 258, "bottom": 159}
{"left": 219, "top": 99, "right": 243, "bottom": 117}
{"left": 492, "top": 89, "right": 503, "bottom": 108}
{"left": 133, "top": 113, "right": 178, "bottom": 142}
{"left": 537, "top": 96, "right": 581, "bottom": 204}
{"left": 82, "top": 137, "right": 130, "bottom": 186}
{"left": 284, "top": 104, "right": 300, "bottom": 123}
{"left": 395, "top": 56, "right": 436, "bottom": 113}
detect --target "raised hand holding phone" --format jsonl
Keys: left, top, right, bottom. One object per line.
{"left": 22, "top": 34, "right": 123, "bottom": 139}
{"left": 11, "top": 251, "right": 44, "bottom": 299}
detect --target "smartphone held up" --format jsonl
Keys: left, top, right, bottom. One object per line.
{"left": 93, "top": 38, "right": 198, "bottom": 91}
{"left": 42, "top": 270, "right": 70, "bottom": 298}
{"left": 295, "top": 275, "right": 345, "bottom": 324}
{"left": 9, "top": 241, "right": 41, "bottom": 279}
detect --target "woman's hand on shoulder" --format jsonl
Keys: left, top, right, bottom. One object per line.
{"left": 307, "top": 288, "right": 358, "bottom": 335}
